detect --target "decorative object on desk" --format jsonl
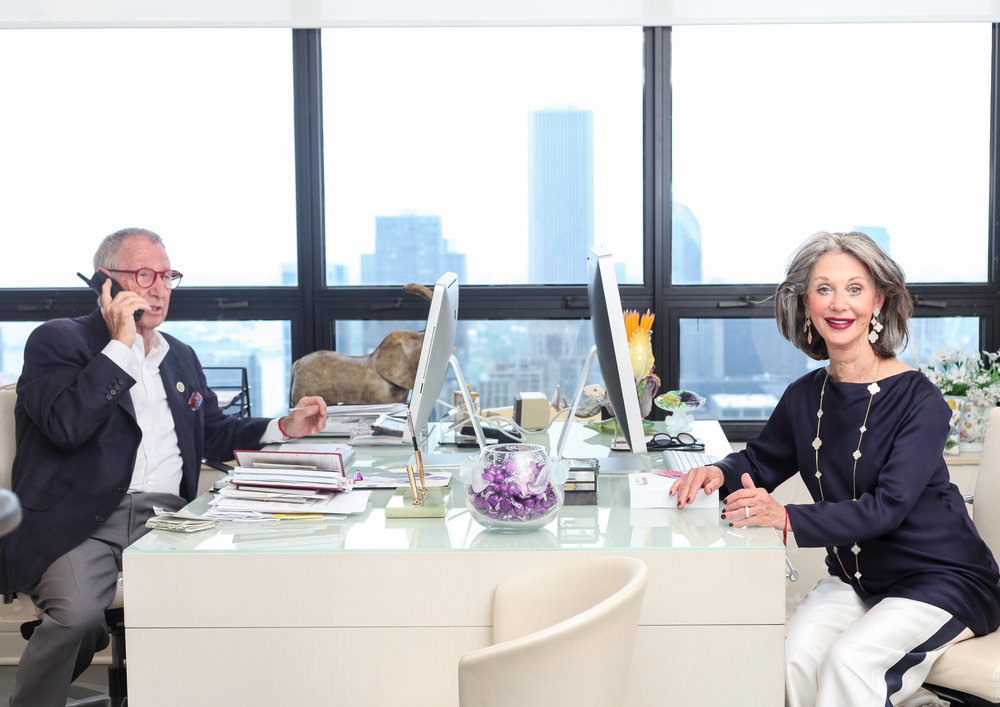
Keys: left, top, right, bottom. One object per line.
{"left": 385, "top": 486, "right": 451, "bottom": 518}
{"left": 583, "top": 417, "right": 656, "bottom": 437}
{"left": 654, "top": 389, "right": 706, "bottom": 436}
{"left": 563, "top": 457, "right": 599, "bottom": 506}
{"left": 920, "top": 349, "right": 1000, "bottom": 451}
{"left": 575, "top": 384, "right": 607, "bottom": 418}
{"left": 453, "top": 388, "right": 480, "bottom": 426}
{"left": 624, "top": 309, "right": 660, "bottom": 417}
{"left": 513, "top": 391, "right": 551, "bottom": 428}
{"left": 288, "top": 283, "right": 432, "bottom": 405}
{"left": 463, "top": 443, "right": 568, "bottom": 531}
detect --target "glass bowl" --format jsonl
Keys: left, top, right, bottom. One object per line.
{"left": 466, "top": 443, "right": 563, "bottom": 532}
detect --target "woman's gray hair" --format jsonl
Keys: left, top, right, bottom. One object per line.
{"left": 775, "top": 231, "right": 913, "bottom": 360}
{"left": 93, "top": 227, "right": 165, "bottom": 271}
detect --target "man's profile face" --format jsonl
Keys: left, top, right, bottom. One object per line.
{"left": 113, "top": 236, "right": 173, "bottom": 334}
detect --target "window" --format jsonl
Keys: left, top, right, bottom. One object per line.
{"left": 336, "top": 319, "right": 598, "bottom": 414}
{"left": 0, "top": 323, "right": 42, "bottom": 386}
{"left": 670, "top": 23, "right": 991, "bottom": 285}
{"left": 321, "top": 27, "right": 644, "bottom": 286}
{"left": 1, "top": 25, "right": 996, "bottom": 439}
{"left": 162, "top": 321, "right": 292, "bottom": 418}
{"left": 0, "top": 28, "right": 296, "bottom": 289}
{"left": 678, "top": 316, "right": 981, "bottom": 422}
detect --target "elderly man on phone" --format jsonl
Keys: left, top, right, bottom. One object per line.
{"left": 1, "top": 227, "right": 326, "bottom": 707}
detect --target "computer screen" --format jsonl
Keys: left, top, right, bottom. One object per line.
{"left": 586, "top": 246, "right": 647, "bottom": 454}
{"left": 404, "top": 272, "right": 459, "bottom": 444}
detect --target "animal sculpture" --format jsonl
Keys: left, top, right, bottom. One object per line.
{"left": 288, "top": 284, "right": 432, "bottom": 405}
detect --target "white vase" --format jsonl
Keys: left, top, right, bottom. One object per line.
{"left": 959, "top": 399, "right": 996, "bottom": 452}
{"left": 942, "top": 395, "right": 965, "bottom": 456}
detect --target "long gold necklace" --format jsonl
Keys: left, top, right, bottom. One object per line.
{"left": 812, "top": 359, "right": 880, "bottom": 588}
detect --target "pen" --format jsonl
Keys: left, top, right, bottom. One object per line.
{"left": 406, "top": 464, "right": 420, "bottom": 505}
{"left": 288, "top": 405, "right": 327, "bottom": 413}
{"left": 406, "top": 411, "right": 426, "bottom": 491}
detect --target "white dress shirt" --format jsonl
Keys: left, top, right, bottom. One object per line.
{"left": 102, "top": 332, "right": 287, "bottom": 494}
{"left": 103, "top": 332, "right": 184, "bottom": 494}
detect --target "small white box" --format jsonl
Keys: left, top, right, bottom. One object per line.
{"left": 514, "top": 392, "right": 549, "bottom": 429}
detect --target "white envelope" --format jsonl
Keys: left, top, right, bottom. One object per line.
{"left": 628, "top": 472, "right": 719, "bottom": 509}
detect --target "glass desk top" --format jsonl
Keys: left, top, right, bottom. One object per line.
{"left": 125, "top": 420, "right": 784, "bottom": 556}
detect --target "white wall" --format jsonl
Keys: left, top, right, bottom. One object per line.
{"left": 2, "top": 0, "right": 1000, "bottom": 29}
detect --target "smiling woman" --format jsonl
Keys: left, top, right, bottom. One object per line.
{"left": 671, "top": 229, "right": 1000, "bottom": 706}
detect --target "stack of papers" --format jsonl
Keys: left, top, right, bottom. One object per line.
{"left": 206, "top": 446, "right": 367, "bottom": 521}
{"left": 233, "top": 446, "right": 354, "bottom": 480}
{"left": 231, "top": 467, "right": 351, "bottom": 492}
{"left": 146, "top": 508, "right": 219, "bottom": 533}
{"left": 318, "top": 403, "right": 408, "bottom": 436}
{"left": 205, "top": 486, "right": 371, "bottom": 521}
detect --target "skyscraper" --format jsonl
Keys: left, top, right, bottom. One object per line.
{"left": 356, "top": 212, "right": 467, "bottom": 359}
{"left": 528, "top": 109, "right": 594, "bottom": 283}
{"left": 361, "top": 213, "right": 466, "bottom": 286}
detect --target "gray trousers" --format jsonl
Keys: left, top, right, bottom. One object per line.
{"left": 10, "top": 492, "right": 184, "bottom": 707}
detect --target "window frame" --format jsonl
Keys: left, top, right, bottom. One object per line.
{"left": 0, "top": 26, "right": 997, "bottom": 441}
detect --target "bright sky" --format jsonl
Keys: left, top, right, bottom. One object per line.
{"left": 0, "top": 23, "right": 989, "bottom": 289}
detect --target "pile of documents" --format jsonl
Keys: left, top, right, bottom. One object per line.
{"left": 204, "top": 446, "right": 369, "bottom": 521}
{"left": 146, "top": 508, "right": 219, "bottom": 533}
{"left": 318, "top": 402, "right": 408, "bottom": 436}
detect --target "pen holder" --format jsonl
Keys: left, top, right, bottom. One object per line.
{"left": 463, "top": 443, "right": 566, "bottom": 532}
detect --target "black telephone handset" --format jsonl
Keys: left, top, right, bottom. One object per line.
{"left": 77, "top": 271, "right": 144, "bottom": 323}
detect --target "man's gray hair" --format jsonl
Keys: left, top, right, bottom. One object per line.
{"left": 774, "top": 231, "right": 913, "bottom": 360}
{"left": 93, "top": 227, "right": 165, "bottom": 271}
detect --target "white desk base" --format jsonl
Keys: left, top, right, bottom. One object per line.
{"left": 124, "top": 420, "right": 785, "bottom": 706}
{"left": 125, "top": 547, "right": 784, "bottom": 706}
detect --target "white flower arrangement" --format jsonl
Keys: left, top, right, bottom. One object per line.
{"left": 920, "top": 349, "right": 1000, "bottom": 405}
{"left": 920, "top": 349, "right": 1000, "bottom": 446}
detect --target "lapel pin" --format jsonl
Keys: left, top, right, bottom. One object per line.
{"left": 176, "top": 382, "right": 185, "bottom": 393}
{"left": 188, "top": 391, "right": 203, "bottom": 411}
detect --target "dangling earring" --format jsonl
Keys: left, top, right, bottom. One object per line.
{"left": 869, "top": 308, "right": 884, "bottom": 344}
{"left": 804, "top": 318, "right": 813, "bottom": 345}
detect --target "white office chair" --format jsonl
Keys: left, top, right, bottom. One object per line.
{"left": 458, "top": 556, "right": 648, "bottom": 707}
{"left": 925, "top": 406, "right": 1000, "bottom": 704}
{"left": 0, "top": 384, "right": 126, "bottom": 707}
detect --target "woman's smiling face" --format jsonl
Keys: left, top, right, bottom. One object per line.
{"left": 803, "top": 250, "right": 885, "bottom": 356}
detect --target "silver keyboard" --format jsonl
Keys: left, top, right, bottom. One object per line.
{"left": 662, "top": 449, "right": 719, "bottom": 472}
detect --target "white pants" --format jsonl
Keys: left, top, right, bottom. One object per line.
{"left": 786, "top": 576, "right": 973, "bottom": 707}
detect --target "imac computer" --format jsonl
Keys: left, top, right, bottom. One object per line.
{"left": 402, "top": 272, "right": 486, "bottom": 449}
{"left": 557, "top": 246, "right": 648, "bottom": 463}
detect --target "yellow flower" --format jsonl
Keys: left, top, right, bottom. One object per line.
{"left": 624, "top": 309, "right": 655, "bottom": 381}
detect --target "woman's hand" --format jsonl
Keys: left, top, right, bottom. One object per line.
{"left": 278, "top": 396, "right": 327, "bottom": 438}
{"left": 723, "top": 473, "right": 785, "bottom": 529}
{"left": 670, "top": 465, "right": 725, "bottom": 508}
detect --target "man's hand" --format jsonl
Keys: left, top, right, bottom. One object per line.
{"left": 278, "top": 396, "right": 327, "bottom": 439}
{"left": 100, "top": 277, "right": 146, "bottom": 347}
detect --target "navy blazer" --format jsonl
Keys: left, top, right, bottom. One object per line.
{"left": 1, "top": 310, "right": 270, "bottom": 592}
